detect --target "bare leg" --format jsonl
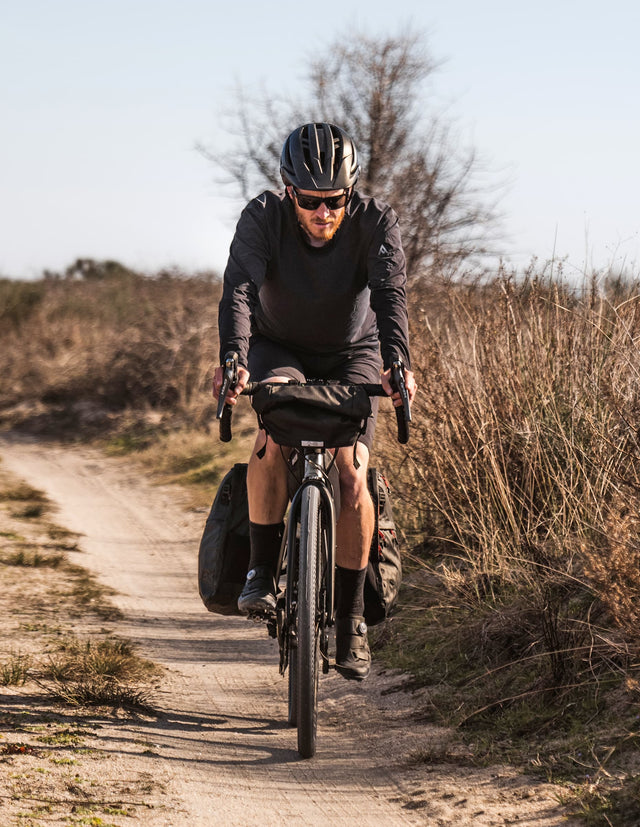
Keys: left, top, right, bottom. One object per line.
{"left": 237, "top": 429, "right": 289, "bottom": 615}
{"left": 246, "top": 375, "right": 292, "bottom": 525}
{"left": 246, "top": 429, "right": 289, "bottom": 524}
{"left": 334, "top": 441, "right": 373, "bottom": 680}
{"left": 334, "top": 442, "right": 374, "bottom": 570}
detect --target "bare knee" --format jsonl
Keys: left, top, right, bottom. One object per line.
{"left": 247, "top": 431, "right": 289, "bottom": 522}
{"left": 336, "top": 446, "right": 370, "bottom": 512}
{"left": 250, "top": 430, "right": 287, "bottom": 465}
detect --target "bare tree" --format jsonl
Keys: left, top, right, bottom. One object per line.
{"left": 310, "top": 33, "right": 435, "bottom": 193}
{"left": 199, "top": 31, "right": 501, "bottom": 277}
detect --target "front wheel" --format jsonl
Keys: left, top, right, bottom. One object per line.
{"left": 287, "top": 642, "right": 298, "bottom": 727}
{"left": 297, "top": 484, "right": 322, "bottom": 758}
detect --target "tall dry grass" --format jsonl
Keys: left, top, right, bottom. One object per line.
{"left": 374, "top": 269, "right": 640, "bottom": 707}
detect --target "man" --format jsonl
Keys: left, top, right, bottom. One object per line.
{"left": 213, "top": 122, "right": 416, "bottom": 681}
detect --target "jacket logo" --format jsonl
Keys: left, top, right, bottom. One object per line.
{"left": 378, "top": 243, "right": 392, "bottom": 257}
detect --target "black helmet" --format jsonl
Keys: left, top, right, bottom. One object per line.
{"left": 280, "top": 122, "right": 360, "bottom": 190}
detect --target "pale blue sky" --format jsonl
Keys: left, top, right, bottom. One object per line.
{"left": 1, "top": 0, "right": 638, "bottom": 280}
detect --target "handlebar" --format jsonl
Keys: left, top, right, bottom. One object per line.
{"left": 216, "top": 351, "right": 238, "bottom": 443}
{"left": 216, "top": 351, "right": 411, "bottom": 445}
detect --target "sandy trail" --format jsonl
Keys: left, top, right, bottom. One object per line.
{"left": 0, "top": 434, "right": 577, "bottom": 826}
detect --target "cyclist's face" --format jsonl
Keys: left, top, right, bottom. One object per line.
{"left": 288, "top": 187, "right": 346, "bottom": 247}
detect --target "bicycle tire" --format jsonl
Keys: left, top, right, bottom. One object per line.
{"left": 287, "top": 537, "right": 298, "bottom": 728}
{"left": 297, "top": 483, "right": 322, "bottom": 758}
{"left": 288, "top": 643, "right": 298, "bottom": 727}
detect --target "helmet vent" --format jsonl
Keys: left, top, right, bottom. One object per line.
{"left": 280, "top": 122, "right": 359, "bottom": 190}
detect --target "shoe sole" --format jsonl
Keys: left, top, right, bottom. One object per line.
{"left": 238, "top": 598, "right": 277, "bottom": 618}
{"left": 334, "top": 664, "right": 370, "bottom": 681}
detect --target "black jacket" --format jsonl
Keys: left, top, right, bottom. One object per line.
{"left": 218, "top": 189, "right": 411, "bottom": 370}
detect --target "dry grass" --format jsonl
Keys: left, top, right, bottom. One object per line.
{"left": 381, "top": 270, "right": 640, "bottom": 653}
{"left": 4, "top": 258, "right": 640, "bottom": 821}
{"left": 38, "top": 637, "right": 157, "bottom": 709}
{"left": 371, "top": 266, "right": 640, "bottom": 821}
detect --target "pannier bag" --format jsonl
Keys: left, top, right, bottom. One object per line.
{"left": 198, "top": 460, "right": 402, "bottom": 624}
{"left": 198, "top": 463, "right": 250, "bottom": 615}
{"left": 250, "top": 381, "right": 372, "bottom": 448}
{"left": 364, "top": 468, "right": 402, "bottom": 626}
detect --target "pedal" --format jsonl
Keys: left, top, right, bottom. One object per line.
{"left": 246, "top": 606, "right": 277, "bottom": 624}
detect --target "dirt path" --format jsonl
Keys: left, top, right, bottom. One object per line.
{"left": 0, "top": 434, "right": 579, "bottom": 826}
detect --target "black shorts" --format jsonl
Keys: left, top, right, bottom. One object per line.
{"left": 248, "top": 335, "right": 382, "bottom": 451}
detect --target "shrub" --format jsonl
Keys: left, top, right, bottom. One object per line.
{"left": 0, "top": 278, "right": 46, "bottom": 328}
{"left": 0, "top": 263, "right": 221, "bottom": 424}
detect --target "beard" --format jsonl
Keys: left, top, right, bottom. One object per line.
{"left": 295, "top": 205, "right": 346, "bottom": 247}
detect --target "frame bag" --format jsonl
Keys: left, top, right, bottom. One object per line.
{"left": 364, "top": 468, "right": 402, "bottom": 626}
{"left": 198, "top": 463, "right": 250, "bottom": 615}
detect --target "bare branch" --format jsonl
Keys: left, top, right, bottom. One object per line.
{"left": 199, "top": 31, "right": 503, "bottom": 277}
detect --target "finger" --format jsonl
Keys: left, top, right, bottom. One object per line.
{"left": 381, "top": 376, "right": 394, "bottom": 396}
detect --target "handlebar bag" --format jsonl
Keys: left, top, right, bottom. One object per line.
{"left": 251, "top": 382, "right": 372, "bottom": 448}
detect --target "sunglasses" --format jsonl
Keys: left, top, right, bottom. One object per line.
{"left": 292, "top": 187, "right": 351, "bottom": 211}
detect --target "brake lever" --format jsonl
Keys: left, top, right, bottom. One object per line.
{"left": 391, "top": 360, "right": 411, "bottom": 445}
{"left": 216, "top": 351, "right": 238, "bottom": 442}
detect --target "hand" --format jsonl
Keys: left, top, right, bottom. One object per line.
{"left": 380, "top": 366, "right": 417, "bottom": 408}
{"left": 212, "top": 365, "right": 250, "bottom": 405}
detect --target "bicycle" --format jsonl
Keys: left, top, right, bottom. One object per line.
{"left": 216, "top": 353, "right": 411, "bottom": 759}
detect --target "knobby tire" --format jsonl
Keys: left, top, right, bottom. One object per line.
{"left": 297, "top": 484, "right": 321, "bottom": 758}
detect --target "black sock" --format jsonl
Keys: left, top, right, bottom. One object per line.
{"left": 335, "top": 565, "right": 367, "bottom": 618}
{"left": 249, "top": 521, "right": 284, "bottom": 572}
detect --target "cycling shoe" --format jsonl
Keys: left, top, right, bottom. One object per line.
{"left": 335, "top": 615, "right": 371, "bottom": 681}
{"left": 237, "top": 565, "right": 276, "bottom": 616}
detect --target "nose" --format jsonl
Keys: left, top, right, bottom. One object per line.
{"left": 315, "top": 202, "right": 331, "bottom": 218}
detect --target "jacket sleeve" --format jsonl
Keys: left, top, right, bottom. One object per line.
{"left": 367, "top": 208, "right": 411, "bottom": 370}
{"left": 218, "top": 198, "right": 270, "bottom": 367}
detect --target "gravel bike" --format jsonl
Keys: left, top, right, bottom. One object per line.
{"left": 216, "top": 354, "right": 410, "bottom": 758}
